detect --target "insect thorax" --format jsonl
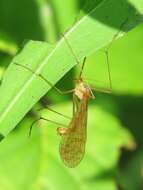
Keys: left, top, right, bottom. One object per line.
{"left": 75, "top": 80, "right": 91, "bottom": 100}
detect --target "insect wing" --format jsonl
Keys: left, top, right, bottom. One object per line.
{"left": 59, "top": 99, "right": 88, "bottom": 168}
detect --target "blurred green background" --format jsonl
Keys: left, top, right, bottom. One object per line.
{"left": 0, "top": 0, "right": 143, "bottom": 190}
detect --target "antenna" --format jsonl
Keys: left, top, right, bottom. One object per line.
{"left": 61, "top": 34, "right": 80, "bottom": 66}
{"left": 79, "top": 57, "right": 86, "bottom": 79}
{"left": 61, "top": 34, "right": 87, "bottom": 79}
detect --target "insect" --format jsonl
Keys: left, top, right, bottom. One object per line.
{"left": 14, "top": 35, "right": 112, "bottom": 168}
{"left": 56, "top": 58, "right": 94, "bottom": 168}
{"left": 55, "top": 36, "right": 112, "bottom": 168}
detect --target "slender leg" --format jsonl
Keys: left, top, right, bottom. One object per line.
{"left": 38, "top": 106, "right": 71, "bottom": 120}
{"left": 98, "top": 17, "right": 129, "bottom": 92}
{"left": 88, "top": 27, "right": 122, "bottom": 94}
{"left": 14, "top": 62, "right": 74, "bottom": 95}
{"left": 72, "top": 93, "right": 75, "bottom": 116}
{"left": 83, "top": 78, "right": 107, "bottom": 86}
{"left": 29, "top": 116, "right": 67, "bottom": 137}
{"left": 104, "top": 48, "right": 112, "bottom": 91}
{"left": 72, "top": 94, "right": 77, "bottom": 116}
{"left": 90, "top": 86, "right": 111, "bottom": 94}
{"left": 82, "top": 50, "right": 112, "bottom": 94}
{"left": 72, "top": 93, "right": 79, "bottom": 116}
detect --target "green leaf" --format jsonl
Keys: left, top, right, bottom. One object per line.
{"left": 0, "top": 103, "right": 134, "bottom": 190}
{"left": 81, "top": 24, "right": 143, "bottom": 94}
{"left": 0, "top": 0, "right": 143, "bottom": 137}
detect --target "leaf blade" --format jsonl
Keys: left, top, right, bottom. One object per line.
{"left": 0, "top": 0, "right": 142, "bottom": 137}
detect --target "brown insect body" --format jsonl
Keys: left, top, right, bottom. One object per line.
{"left": 57, "top": 79, "right": 94, "bottom": 167}
{"left": 56, "top": 32, "right": 112, "bottom": 167}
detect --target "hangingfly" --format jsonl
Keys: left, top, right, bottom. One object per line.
{"left": 56, "top": 33, "right": 111, "bottom": 167}
{"left": 57, "top": 75, "right": 95, "bottom": 167}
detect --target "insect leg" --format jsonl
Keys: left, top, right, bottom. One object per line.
{"left": 72, "top": 93, "right": 79, "bottom": 116}
{"left": 38, "top": 106, "right": 71, "bottom": 120}
{"left": 29, "top": 116, "right": 67, "bottom": 137}
{"left": 14, "top": 62, "right": 74, "bottom": 95}
{"left": 103, "top": 17, "right": 129, "bottom": 91}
